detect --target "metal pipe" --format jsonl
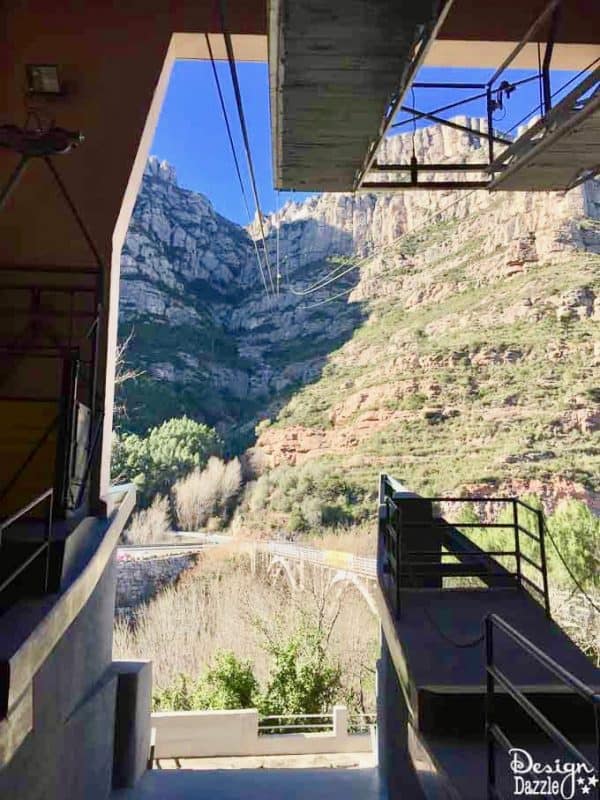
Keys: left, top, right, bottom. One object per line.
{"left": 537, "top": 510, "right": 551, "bottom": 617}
{"left": 371, "top": 162, "right": 490, "bottom": 172}
{"left": 355, "top": 0, "right": 455, "bottom": 188}
{"left": 487, "top": 0, "right": 561, "bottom": 87}
{"left": 401, "top": 105, "right": 512, "bottom": 145}
{"left": 485, "top": 617, "right": 496, "bottom": 800}
{"left": 413, "top": 81, "right": 486, "bottom": 90}
{"left": 0, "top": 155, "right": 28, "bottom": 211}
{"left": 542, "top": 6, "right": 560, "bottom": 114}
{"left": 486, "top": 87, "right": 495, "bottom": 164}
{"left": 361, "top": 180, "right": 490, "bottom": 191}
{"left": 43, "top": 156, "right": 104, "bottom": 272}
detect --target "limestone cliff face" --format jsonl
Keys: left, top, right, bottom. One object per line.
{"left": 118, "top": 125, "right": 600, "bottom": 477}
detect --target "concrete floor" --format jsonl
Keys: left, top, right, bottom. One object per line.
{"left": 112, "top": 764, "right": 381, "bottom": 800}
{"left": 155, "top": 752, "right": 375, "bottom": 770}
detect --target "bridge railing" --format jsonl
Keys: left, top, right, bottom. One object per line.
{"left": 265, "top": 541, "right": 376, "bottom": 579}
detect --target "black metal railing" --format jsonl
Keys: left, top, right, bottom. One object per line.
{"left": 0, "top": 488, "right": 54, "bottom": 599}
{"left": 485, "top": 614, "right": 600, "bottom": 800}
{"left": 378, "top": 474, "right": 550, "bottom": 618}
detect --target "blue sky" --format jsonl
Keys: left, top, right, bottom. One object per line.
{"left": 150, "top": 60, "right": 580, "bottom": 225}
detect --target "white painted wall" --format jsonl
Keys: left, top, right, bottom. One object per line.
{"left": 151, "top": 706, "right": 373, "bottom": 759}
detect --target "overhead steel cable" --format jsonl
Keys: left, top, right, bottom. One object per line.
{"left": 291, "top": 187, "right": 484, "bottom": 298}
{"left": 204, "top": 33, "right": 270, "bottom": 297}
{"left": 217, "top": 1, "right": 276, "bottom": 295}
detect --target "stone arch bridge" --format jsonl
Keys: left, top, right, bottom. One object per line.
{"left": 244, "top": 541, "right": 378, "bottom": 616}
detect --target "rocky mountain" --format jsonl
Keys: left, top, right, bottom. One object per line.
{"left": 118, "top": 121, "right": 600, "bottom": 504}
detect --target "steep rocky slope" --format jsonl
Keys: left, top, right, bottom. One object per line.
{"left": 119, "top": 122, "right": 600, "bottom": 502}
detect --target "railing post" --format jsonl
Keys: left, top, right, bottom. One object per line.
{"left": 43, "top": 490, "right": 54, "bottom": 592}
{"left": 537, "top": 509, "right": 551, "bottom": 617}
{"left": 513, "top": 499, "right": 522, "bottom": 589}
{"left": 394, "top": 503, "right": 401, "bottom": 618}
{"left": 593, "top": 701, "right": 600, "bottom": 798}
{"left": 332, "top": 705, "right": 348, "bottom": 740}
{"left": 486, "top": 86, "right": 495, "bottom": 164}
{"left": 485, "top": 616, "right": 496, "bottom": 800}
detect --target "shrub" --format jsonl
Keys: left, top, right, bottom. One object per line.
{"left": 152, "top": 651, "right": 259, "bottom": 712}
{"left": 173, "top": 456, "right": 242, "bottom": 530}
{"left": 125, "top": 494, "right": 170, "bottom": 545}
{"left": 258, "top": 624, "right": 342, "bottom": 716}
{"left": 237, "top": 461, "right": 373, "bottom": 536}
{"left": 198, "top": 651, "right": 259, "bottom": 710}
{"left": 111, "top": 416, "right": 221, "bottom": 506}
{"left": 546, "top": 499, "right": 600, "bottom": 591}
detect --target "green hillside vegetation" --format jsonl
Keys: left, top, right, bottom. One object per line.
{"left": 263, "top": 241, "right": 599, "bottom": 500}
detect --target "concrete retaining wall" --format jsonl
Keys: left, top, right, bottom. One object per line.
{"left": 151, "top": 705, "right": 373, "bottom": 759}
{"left": 116, "top": 553, "right": 196, "bottom": 616}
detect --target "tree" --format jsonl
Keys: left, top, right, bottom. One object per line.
{"left": 173, "top": 456, "right": 242, "bottom": 530}
{"left": 258, "top": 624, "right": 342, "bottom": 716}
{"left": 111, "top": 416, "right": 221, "bottom": 506}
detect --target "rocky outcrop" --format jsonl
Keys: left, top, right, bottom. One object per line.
{"left": 119, "top": 124, "right": 600, "bottom": 488}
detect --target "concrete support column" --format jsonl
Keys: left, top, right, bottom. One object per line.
{"left": 112, "top": 660, "right": 152, "bottom": 789}
{"left": 377, "top": 639, "right": 423, "bottom": 800}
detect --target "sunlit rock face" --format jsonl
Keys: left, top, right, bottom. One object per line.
{"left": 118, "top": 127, "right": 599, "bottom": 443}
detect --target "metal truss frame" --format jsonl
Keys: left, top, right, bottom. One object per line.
{"left": 354, "top": 0, "right": 597, "bottom": 192}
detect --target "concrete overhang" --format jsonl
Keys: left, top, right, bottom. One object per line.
{"left": 269, "top": 0, "right": 444, "bottom": 192}
{"left": 270, "top": 0, "right": 600, "bottom": 192}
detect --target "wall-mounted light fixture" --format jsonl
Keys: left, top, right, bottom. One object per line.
{"left": 26, "top": 64, "right": 63, "bottom": 95}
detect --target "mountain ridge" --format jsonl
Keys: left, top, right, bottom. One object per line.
{"left": 118, "top": 125, "right": 600, "bottom": 503}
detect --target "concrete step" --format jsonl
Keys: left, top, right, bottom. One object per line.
{"left": 414, "top": 729, "right": 597, "bottom": 800}
{"left": 418, "top": 684, "right": 599, "bottom": 738}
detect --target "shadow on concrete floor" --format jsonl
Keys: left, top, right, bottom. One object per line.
{"left": 112, "top": 766, "right": 382, "bottom": 800}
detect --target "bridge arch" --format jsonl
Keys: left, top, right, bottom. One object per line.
{"left": 328, "top": 571, "right": 378, "bottom": 617}
{"left": 267, "top": 556, "right": 299, "bottom": 592}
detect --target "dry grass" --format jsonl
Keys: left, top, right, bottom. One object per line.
{"left": 124, "top": 495, "right": 170, "bottom": 545}
{"left": 173, "top": 457, "right": 242, "bottom": 531}
{"left": 113, "top": 553, "right": 378, "bottom": 710}
{"left": 302, "top": 522, "right": 376, "bottom": 556}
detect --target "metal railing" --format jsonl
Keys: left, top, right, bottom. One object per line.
{"left": 485, "top": 614, "right": 600, "bottom": 800}
{"left": 266, "top": 541, "right": 376, "bottom": 579}
{"left": 378, "top": 475, "right": 550, "bottom": 618}
{"left": 257, "top": 710, "right": 377, "bottom": 736}
{"left": 0, "top": 488, "right": 54, "bottom": 599}
{"left": 258, "top": 713, "right": 334, "bottom": 735}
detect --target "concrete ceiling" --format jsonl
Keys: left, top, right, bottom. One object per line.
{"left": 270, "top": 0, "right": 600, "bottom": 192}
{"left": 270, "top": 0, "right": 441, "bottom": 192}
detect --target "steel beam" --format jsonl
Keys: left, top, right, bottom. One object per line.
{"left": 401, "top": 105, "right": 512, "bottom": 145}
{"left": 354, "top": 0, "right": 455, "bottom": 189}
{"left": 361, "top": 180, "right": 490, "bottom": 191}
{"left": 371, "top": 162, "right": 490, "bottom": 172}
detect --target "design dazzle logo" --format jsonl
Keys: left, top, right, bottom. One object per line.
{"left": 510, "top": 748, "right": 598, "bottom": 798}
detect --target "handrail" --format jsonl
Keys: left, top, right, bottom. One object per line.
{"left": 0, "top": 488, "right": 54, "bottom": 599}
{"left": 378, "top": 474, "right": 550, "bottom": 617}
{"left": 0, "top": 487, "right": 53, "bottom": 531}
{"left": 485, "top": 614, "right": 600, "bottom": 799}
{"left": 257, "top": 710, "right": 335, "bottom": 734}
{"left": 486, "top": 614, "right": 599, "bottom": 701}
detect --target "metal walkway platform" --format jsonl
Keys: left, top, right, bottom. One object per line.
{"left": 490, "top": 67, "right": 600, "bottom": 191}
